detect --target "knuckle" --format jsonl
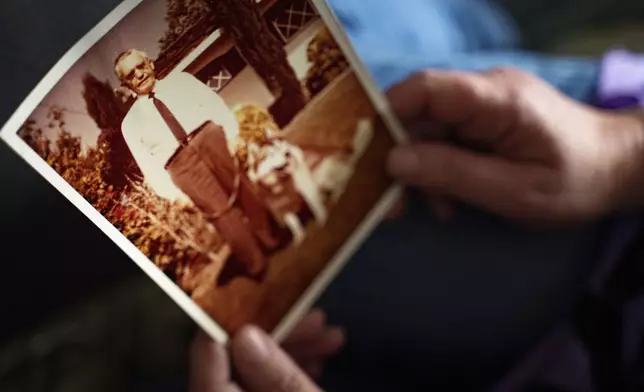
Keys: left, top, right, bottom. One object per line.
{"left": 515, "top": 191, "right": 543, "bottom": 215}
{"left": 508, "top": 195, "right": 548, "bottom": 225}
{"left": 485, "top": 70, "right": 532, "bottom": 110}
{"left": 419, "top": 146, "right": 452, "bottom": 190}
{"left": 485, "top": 67, "right": 539, "bottom": 98}
{"left": 512, "top": 174, "right": 563, "bottom": 221}
{"left": 485, "top": 66, "right": 533, "bottom": 83}
{"left": 417, "top": 69, "right": 438, "bottom": 87}
{"left": 463, "top": 74, "right": 491, "bottom": 101}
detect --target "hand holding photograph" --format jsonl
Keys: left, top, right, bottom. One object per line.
{"left": 1, "top": 0, "right": 406, "bottom": 343}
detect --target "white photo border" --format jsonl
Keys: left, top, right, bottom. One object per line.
{"left": 0, "top": 0, "right": 407, "bottom": 344}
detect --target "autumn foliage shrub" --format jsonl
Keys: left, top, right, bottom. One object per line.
{"left": 18, "top": 107, "right": 222, "bottom": 286}
{"left": 305, "top": 26, "right": 350, "bottom": 97}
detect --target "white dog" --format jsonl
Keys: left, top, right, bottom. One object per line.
{"left": 245, "top": 118, "right": 374, "bottom": 245}
{"left": 246, "top": 134, "right": 327, "bottom": 245}
{"left": 311, "top": 118, "right": 374, "bottom": 203}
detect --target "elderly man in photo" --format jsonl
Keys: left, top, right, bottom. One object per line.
{"left": 115, "top": 49, "right": 280, "bottom": 277}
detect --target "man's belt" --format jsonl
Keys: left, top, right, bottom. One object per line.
{"left": 164, "top": 123, "right": 206, "bottom": 170}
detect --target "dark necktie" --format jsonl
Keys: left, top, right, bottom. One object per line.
{"left": 149, "top": 91, "right": 188, "bottom": 145}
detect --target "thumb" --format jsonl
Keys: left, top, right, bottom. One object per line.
{"left": 189, "top": 331, "right": 242, "bottom": 392}
{"left": 232, "top": 326, "right": 322, "bottom": 392}
{"left": 387, "top": 143, "right": 539, "bottom": 218}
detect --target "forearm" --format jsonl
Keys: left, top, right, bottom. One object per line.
{"left": 604, "top": 109, "right": 644, "bottom": 213}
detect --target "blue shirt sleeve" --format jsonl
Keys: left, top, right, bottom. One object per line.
{"left": 327, "top": 0, "right": 600, "bottom": 103}
{"left": 365, "top": 51, "right": 600, "bottom": 104}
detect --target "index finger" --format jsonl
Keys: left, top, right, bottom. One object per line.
{"left": 386, "top": 69, "right": 503, "bottom": 124}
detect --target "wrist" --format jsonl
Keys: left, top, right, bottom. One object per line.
{"left": 603, "top": 109, "right": 644, "bottom": 213}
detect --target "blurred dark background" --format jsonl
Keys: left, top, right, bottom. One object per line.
{"left": 0, "top": 1, "right": 195, "bottom": 391}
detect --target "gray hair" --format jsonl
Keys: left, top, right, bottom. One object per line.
{"left": 113, "top": 49, "right": 152, "bottom": 79}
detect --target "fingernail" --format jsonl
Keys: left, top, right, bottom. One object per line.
{"left": 331, "top": 326, "right": 346, "bottom": 341}
{"left": 388, "top": 148, "right": 419, "bottom": 177}
{"left": 328, "top": 327, "right": 347, "bottom": 349}
{"left": 238, "top": 326, "right": 271, "bottom": 358}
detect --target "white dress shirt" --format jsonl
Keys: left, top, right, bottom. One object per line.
{"left": 121, "top": 72, "right": 240, "bottom": 202}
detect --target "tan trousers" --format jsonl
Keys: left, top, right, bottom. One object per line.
{"left": 166, "top": 122, "right": 279, "bottom": 276}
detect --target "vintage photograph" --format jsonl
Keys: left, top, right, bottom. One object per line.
{"left": 8, "top": 0, "right": 401, "bottom": 337}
